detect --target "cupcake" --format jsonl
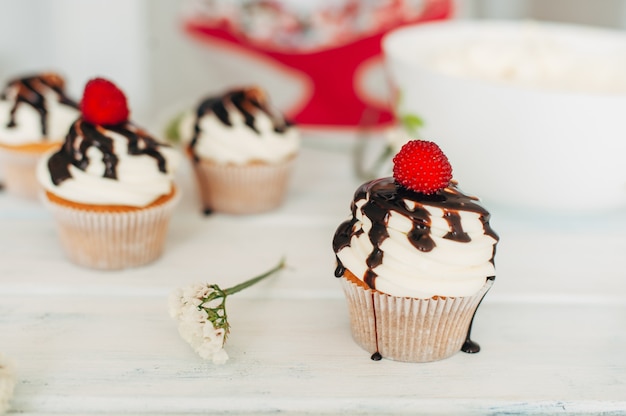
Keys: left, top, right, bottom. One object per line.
{"left": 0, "top": 73, "right": 80, "bottom": 199}
{"left": 332, "top": 139, "right": 499, "bottom": 362}
{"left": 177, "top": 86, "right": 299, "bottom": 215}
{"left": 37, "top": 77, "right": 181, "bottom": 270}
{"left": 0, "top": 354, "right": 15, "bottom": 414}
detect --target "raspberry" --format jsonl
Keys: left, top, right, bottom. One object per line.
{"left": 80, "top": 77, "right": 129, "bottom": 125}
{"left": 392, "top": 140, "right": 452, "bottom": 194}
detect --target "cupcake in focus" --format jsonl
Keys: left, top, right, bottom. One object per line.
{"left": 332, "top": 139, "right": 499, "bottom": 362}
{"left": 0, "top": 73, "right": 79, "bottom": 199}
{"left": 37, "top": 77, "right": 181, "bottom": 270}
{"left": 177, "top": 86, "right": 299, "bottom": 215}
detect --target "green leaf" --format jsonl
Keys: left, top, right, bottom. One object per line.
{"left": 164, "top": 111, "right": 186, "bottom": 144}
{"left": 401, "top": 113, "right": 424, "bottom": 134}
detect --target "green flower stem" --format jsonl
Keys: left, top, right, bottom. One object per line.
{"left": 368, "top": 145, "right": 394, "bottom": 177}
{"left": 224, "top": 257, "right": 286, "bottom": 296}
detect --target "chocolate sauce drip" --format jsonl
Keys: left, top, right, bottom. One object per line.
{"left": 370, "top": 292, "right": 382, "bottom": 360}
{"left": 188, "top": 87, "right": 292, "bottom": 162}
{"left": 362, "top": 197, "right": 387, "bottom": 287}
{"left": 332, "top": 177, "right": 499, "bottom": 291}
{"left": 110, "top": 124, "right": 167, "bottom": 174}
{"left": 47, "top": 120, "right": 170, "bottom": 186}
{"left": 334, "top": 257, "right": 345, "bottom": 278}
{"left": 1, "top": 73, "right": 78, "bottom": 137}
{"left": 231, "top": 91, "right": 261, "bottom": 133}
{"left": 461, "top": 339, "right": 481, "bottom": 354}
{"left": 363, "top": 270, "right": 377, "bottom": 289}
{"left": 461, "top": 276, "right": 495, "bottom": 354}
{"left": 444, "top": 211, "right": 471, "bottom": 242}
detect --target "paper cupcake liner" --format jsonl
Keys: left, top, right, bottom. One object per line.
{"left": 0, "top": 147, "right": 46, "bottom": 200}
{"left": 42, "top": 190, "right": 180, "bottom": 270}
{"left": 191, "top": 157, "right": 295, "bottom": 215}
{"left": 341, "top": 276, "right": 493, "bottom": 362}
{"left": 0, "top": 354, "right": 15, "bottom": 414}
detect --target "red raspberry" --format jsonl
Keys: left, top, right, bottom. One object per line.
{"left": 80, "top": 78, "right": 129, "bottom": 125}
{"left": 392, "top": 140, "right": 453, "bottom": 194}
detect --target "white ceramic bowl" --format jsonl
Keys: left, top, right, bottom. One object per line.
{"left": 382, "top": 20, "right": 626, "bottom": 214}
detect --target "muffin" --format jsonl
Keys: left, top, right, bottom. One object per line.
{"left": 177, "top": 86, "right": 299, "bottom": 215}
{"left": 0, "top": 73, "right": 80, "bottom": 199}
{"left": 332, "top": 139, "right": 499, "bottom": 362}
{"left": 0, "top": 354, "right": 15, "bottom": 414}
{"left": 37, "top": 77, "right": 181, "bottom": 270}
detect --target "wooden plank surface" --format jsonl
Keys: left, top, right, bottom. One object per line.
{"left": 1, "top": 136, "right": 626, "bottom": 415}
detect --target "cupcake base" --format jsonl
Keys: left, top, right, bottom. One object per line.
{"left": 190, "top": 156, "right": 295, "bottom": 215}
{"left": 0, "top": 354, "right": 15, "bottom": 414}
{"left": 0, "top": 143, "right": 60, "bottom": 200}
{"left": 41, "top": 187, "right": 180, "bottom": 270}
{"left": 340, "top": 271, "right": 493, "bottom": 362}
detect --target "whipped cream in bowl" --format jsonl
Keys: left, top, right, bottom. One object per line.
{"left": 428, "top": 21, "right": 626, "bottom": 94}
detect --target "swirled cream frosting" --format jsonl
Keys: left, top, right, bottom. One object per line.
{"left": 179, "top": 87, "right": 299, "bottom": 165}
{"left": 0, "top": 73, "right": 79, "bottom": 145}
{"left": 37, "top": 120, "right": 180, "bottom": 207}
{"left": 333, "top": 177, "right": 499, "bottom": 298}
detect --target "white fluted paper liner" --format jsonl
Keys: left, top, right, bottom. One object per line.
{"left": 191, "top": 157, "right": 295, "bottom": 215}
{"left": 0, "top": 354, "right": 15, "bottom": 415}
{"left": 42, "top": 189, "right": 180, "bottom": 270}
{"left": 341, "top": 277, "right": 493, "bottom": 362}
{"left": 0, "top": 147, "right": 48, "bottom": 200}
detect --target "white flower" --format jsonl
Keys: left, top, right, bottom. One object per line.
{"left": 197, "top": 325, "right": 228, "bottom": 364}
{"left": 208, "top": 348, "right": 229, "bottom": 365}
{"left": 176, "top": 319, "right": 229, "bottom": 364}
{"left": 169, "top": 285, "right": 230, "bottom": 364}
{"left": 168, "top": 258, "right": 286, "bottom": 364}
{"left": 0, "top": 354, "right": 15, "bottom": 415}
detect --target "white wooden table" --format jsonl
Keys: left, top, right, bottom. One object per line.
{"left": 1, "top": 135, "right": 626, "bottom": 415}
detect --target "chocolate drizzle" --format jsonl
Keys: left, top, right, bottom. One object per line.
{"left": 47, "top": 120, "right": 170, "bottom": 186}
{"left": 332, "top": 177, "right": 498, "bottom": 288}
{"left": 461, "top": 275, "right": 495, "bottom": 354}
{"left": 187, "top": 87, "right": 292, "bottom": 162}
{"left": 1, "top": 73, "right": 78, "bottom": 137}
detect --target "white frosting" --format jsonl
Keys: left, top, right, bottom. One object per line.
{"left": 0, "top": 88, "right": 79, "bottom": 145}
{"left": 179, "top": 104, "right": 299, "bottom": 165}
{"left": 37, "top": 124, "right": 181, "bottom": 207}
{"left": 336, "top": 190, "right": 498, "bottom": 299}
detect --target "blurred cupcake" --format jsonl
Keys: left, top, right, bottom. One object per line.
{"left": 332, "top": 140, "right": 499, "bottom": 362}
{"left": 0, "top": 354, "right": 15, "bottom": 414}
{"left": 177, "top": 86, "right": 299, "bottom": 215}
{"left": 37, "top": 77, "right": 181, "bottom": 270}
{"left": 0, "top": 73, "right": 79, "bottom": 199}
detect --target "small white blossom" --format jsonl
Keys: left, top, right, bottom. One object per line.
{"left": 208, "top": 348, "right": 229, "bottom": 365}
{"left": 0, "top": 354, "right": 15, "bottom": 415}
{"left": 168, "top": 258, "right": 286, "bottom": 365}
{"left": 169, "top": 284, "right": 229, "bottom": 364}
{"left": 177, "top": 318, "right": 229, "bottom": 364}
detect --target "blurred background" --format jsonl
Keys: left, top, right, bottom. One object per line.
{"left": 1, "top": 0, "right": 625, "bottom": 129}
